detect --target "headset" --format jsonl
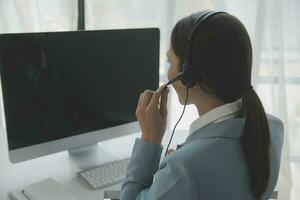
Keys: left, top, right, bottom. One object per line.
{"left": 163, "top": 10, "right": 227, "bottom": 157}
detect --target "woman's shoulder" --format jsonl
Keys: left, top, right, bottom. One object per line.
{"left": 163, "top": 113, "right": 284, "bottom": 166}
{"left": 163, "top": 136, "right": 243, "bottom": 173}
{"left": 264, "top": 113, "right": 284, "bottom": 159}
{"left": 160, "top": 136, "right": 252, "bottom": 198}
{"left": 266, "top": 113, "right": 284, "bottom": 130}
{"left": 265, "top": 113, "right": 284, "bottom": 143}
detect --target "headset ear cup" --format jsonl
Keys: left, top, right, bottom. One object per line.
{"left": 181, "top": 62, "right": 196, "bottom": 88}
{"left": 180, "top": 63, "right": 188, "bottom": 87}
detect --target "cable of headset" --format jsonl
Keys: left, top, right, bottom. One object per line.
{"left": 164, "top": 87, "right": 189, "bottom": 158}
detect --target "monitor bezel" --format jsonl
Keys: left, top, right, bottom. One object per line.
{"left": 8, "top": 121, "right": 140, "bottom": 163}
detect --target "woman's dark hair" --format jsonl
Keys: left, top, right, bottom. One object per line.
{"left": 171, "top": 11, "right": 271, "bottom": 199}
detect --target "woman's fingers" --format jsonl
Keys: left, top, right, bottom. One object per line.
{"left": 148, "top": 85, "right": 169, "bottom": 111}
{"left": 136, "top": 86, "right": 169, "bottom": 144}
{"left": 160, "top": 87, "right": 169, "bottom": 116}
{"left": 141, "top": 90, "right": 154, "bottom": 108}
{"left": 136, "top": 93, "right": 143, "bottom": 111}
{"left": 137, "top": 85, "right": 169, "bottom": 115}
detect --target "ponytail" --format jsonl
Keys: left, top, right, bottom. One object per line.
{"left": 241, "top": 88, "right": 271, "bottom": 199}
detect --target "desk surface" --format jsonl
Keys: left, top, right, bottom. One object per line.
{"left": 0, "top": 127, "right": 188, "bottom": 200}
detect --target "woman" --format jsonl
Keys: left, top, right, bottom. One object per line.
{"left": 120, "top": 10, "right": 284, "bottom": 200}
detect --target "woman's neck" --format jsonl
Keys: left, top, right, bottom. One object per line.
{"left": 194, "top": 94, "right": 225, "bottom": 116}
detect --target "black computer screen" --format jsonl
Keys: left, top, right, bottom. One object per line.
{"left": 0, "top": 28, "right": 159, "bottom": 150}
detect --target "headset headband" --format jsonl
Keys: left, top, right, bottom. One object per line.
{"left": 185, "top": 10, "right": 226, "bottom": 63}
{"left": 165, "top": 10, "right": 227, "bottom": 89}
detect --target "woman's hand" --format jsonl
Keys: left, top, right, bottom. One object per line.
{"left": 135, "top": 85, "right": 170, "bottom": 144}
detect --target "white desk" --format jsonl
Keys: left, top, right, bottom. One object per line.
{"left": 0, "top": 127, "right": 188, "bottom": 200}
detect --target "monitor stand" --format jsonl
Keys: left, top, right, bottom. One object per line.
{"left": 68, "top": 143, "right": 118, "bottom": 170}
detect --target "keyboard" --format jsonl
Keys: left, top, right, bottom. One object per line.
{"left": 78, "top": 157, "right": 131, "bottom": 190}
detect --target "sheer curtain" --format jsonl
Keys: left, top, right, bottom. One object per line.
{"left": 0, "top": 0, "right": 77, "bottom": 33}
{"left": 0, "top": 0, "right": 299, "bottom": 199}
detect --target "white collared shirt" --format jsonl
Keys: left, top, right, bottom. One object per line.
{"left": 189, "top": 98, "right": 242, "bottom": 136}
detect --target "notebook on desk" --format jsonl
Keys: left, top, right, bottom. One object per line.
{"left": 8, "top": 178, "right": 79, "bottom": 200}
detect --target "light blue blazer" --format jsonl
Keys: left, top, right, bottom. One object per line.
{"left": 120, "top": 114, "right": 284, "bottom": 200}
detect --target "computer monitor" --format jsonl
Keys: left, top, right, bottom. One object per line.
{"left": 0, "top": 28, "right": 159, "bottom": 169}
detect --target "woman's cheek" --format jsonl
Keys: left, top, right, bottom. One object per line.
{"left": 167, "top": 66, "right": 172, "bottom": 81}
{"left": 167, "top": 65, "right": 177, "bottom": 81}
